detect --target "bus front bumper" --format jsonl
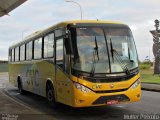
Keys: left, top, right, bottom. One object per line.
{"left": 72, "top": 84, "right": 141, "bottom": 107}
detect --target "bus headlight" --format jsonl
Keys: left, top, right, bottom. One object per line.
{"left": 74, "top": 82, "right": 91, "bottom": 93}
{"left": 131, "top": 78, "right": 141, "bottom": 89}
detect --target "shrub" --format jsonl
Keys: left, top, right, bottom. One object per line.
{"left": 139, "top": 62, "right": 151, "bottom": 70}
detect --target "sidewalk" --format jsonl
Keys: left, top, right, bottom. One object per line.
{"left": 0, "top": 89, "right": 39, "bottom": 114}
{"left": 0, "top": 89, "right": 56, "bottom": 120}
{"left": 141, "top": 83, "right": 160, "bottom": 92}
{"left": 0, "top": 73, "right": 55, "bottom": 120}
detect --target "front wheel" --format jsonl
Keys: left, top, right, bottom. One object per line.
{"left": 46, "top": 83, "right": 57, "bottom": 107}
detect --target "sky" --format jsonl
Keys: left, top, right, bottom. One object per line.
{"left": 0, "top": 0, "right": 160, "bottom": 61}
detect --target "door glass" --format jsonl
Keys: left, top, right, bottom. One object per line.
{"left": 56, "top": 38, "right": 64, "bottom": 68}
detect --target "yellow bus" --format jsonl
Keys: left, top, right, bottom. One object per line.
{"left": 9, "top": 20, "right": 141, "bottom": 107}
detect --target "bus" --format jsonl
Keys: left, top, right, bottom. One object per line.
{"left": 9, "top": 20, "right": 141, "bottom": 107}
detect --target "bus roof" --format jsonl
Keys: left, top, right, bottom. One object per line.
{"left": 9, "top": 20, "right": 126, "bottom": 49}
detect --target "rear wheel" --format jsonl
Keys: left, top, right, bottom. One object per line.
{"left": 18, "top": 78, "right": 25, "bottom": 94}
{"left": 46, "top": 83, "right": 57, "bottom": 107}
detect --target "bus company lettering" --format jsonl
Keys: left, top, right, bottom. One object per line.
{"left": 92, "top": 84, "right": 102, "bottom": 89}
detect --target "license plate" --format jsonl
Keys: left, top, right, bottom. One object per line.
{"left": 107, "top": 100, "right": 119, "bottom": 105}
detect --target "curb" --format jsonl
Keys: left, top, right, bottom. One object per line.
{"left": 142, "top": 82, "right": 160, "bottom": 85}
{"left": 141, "top": 88, "right": 160, "bottom": 92}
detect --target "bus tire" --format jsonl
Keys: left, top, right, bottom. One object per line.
{"left": 17, "top": 77, "right": 25, "bottom": 95}
{"left": 46, "top": 83, "right": 57, "bottom": 107}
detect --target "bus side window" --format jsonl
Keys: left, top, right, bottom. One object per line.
{"left": 20, "top": 44, "right": 25, "bottom": 61}
{"left": 56, "top": 38, "right": 64, "bottom": 69}
{"left": 9, "top": 49, "right": 11, "bottom": 62}
{"left": 26, "top": 41, "right": 32, "bottom": 60}
{"left": 44, "top": 33, "right": 54, "bottom": 58}
{"left": 34, "top": 38, "right": 42, "bottom": 59}
{"left": 15, "top": 47, "right": 19, "bottom": 62}
{"left": 12, "top": 48, "right": 15, "bottom": 62}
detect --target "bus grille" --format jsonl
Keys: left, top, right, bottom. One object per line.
{"left": 94, "top": 88, "right": 128, "bottom": 94}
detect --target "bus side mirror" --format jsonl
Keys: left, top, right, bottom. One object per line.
{"left": 64, "top": 35, "right": 73, "bottom": 55}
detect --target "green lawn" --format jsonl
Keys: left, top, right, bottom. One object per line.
{"left": 140, "top": 69, "right": 160, "bottom": 84}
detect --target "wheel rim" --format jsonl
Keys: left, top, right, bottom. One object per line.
{"left": 18, "top": 83, "right": 22, "bottom": 93}
{"left": 47, "top": 87, "right": 54, "bottom": 102}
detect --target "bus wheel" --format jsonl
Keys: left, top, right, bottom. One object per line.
{"left": 47, "top": 83, "right": 57, "bottom": 107}
{"left": 17, "top": 78, "right": 25, "bottom": 94}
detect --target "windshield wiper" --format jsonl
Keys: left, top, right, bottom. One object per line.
{"left": 94, "top": 36, "right": 99, "bottom": 60}
{"left": 90, "top": 36, "right": 99, "bottom": 77}
{"left": 110, "top": 38, "right": 114, "bottom": 62}
{"left": 110, "top": 38, "right": 130, "bottom": 75}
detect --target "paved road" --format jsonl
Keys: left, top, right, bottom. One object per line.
{"left": 0, "top": 73, "right": 160, "bottom": 120}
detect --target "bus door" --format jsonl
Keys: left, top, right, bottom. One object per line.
{"left": 55, "top": 36, "right": 68, "bottom": 102}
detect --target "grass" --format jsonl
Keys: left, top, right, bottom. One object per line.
{"left": 140, "top": 69, "right": 160, "bottom": 84}
{"left": 0, "top": 63, "right": 8, "bottom": 72}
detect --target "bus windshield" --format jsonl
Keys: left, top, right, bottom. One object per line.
{"left": 71, "top": 27, "right": 138, "bottom": 74}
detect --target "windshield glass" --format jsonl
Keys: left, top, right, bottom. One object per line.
{"left": 104, "top": 28, "right": 138, "bottom": 73}
{"left": 71, "top": 26, "right": 138, "bottom": 74}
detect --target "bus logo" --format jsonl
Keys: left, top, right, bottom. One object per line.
{"left": 109, "top": 83, "right": 114, "bottom": 89}
{"left": 92, "top": 84, "right": 102, "bottom": 89}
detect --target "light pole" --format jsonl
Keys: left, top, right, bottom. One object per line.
{"left": 65, "top": 0, "right": 82, "bottom": 20}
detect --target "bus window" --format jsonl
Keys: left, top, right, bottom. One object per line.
{"left": 56, "top": 38, "right": 64, "bottom": 68}
{"left": 26, "top": 41, "right": 32, "bottom": 60}
{"left": 11, "top": 49, "right": 15, "bottom": 62}
{"left": 9, "top": 49, "right": 11, "bottom": 62}
{"left": 34, "top": 38, "right": 42, "bottom": 59}
{"left": 20, "top": 44, "right": 25, "bottom": 61}
{"left": 15, "top": 47, "right": 19, "bottom": 62}
{"left": 55, "top": 28, "right": 65, "bottom": 38}
{"left": 44, "top": 33, "right": 54, "bottom": 58}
